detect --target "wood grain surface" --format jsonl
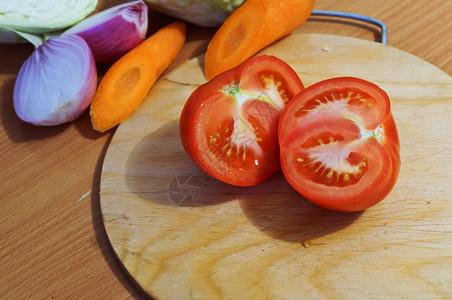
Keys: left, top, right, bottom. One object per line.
{"left": 100, "top": 32, "right": 452, "bottom": 299}
{"left": 2, "top": 0, "right": 452, "bottom": 299}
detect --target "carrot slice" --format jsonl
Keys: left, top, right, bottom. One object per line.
{"left": 90, "top": 21, "right": 187, "bottom": 132}
{"left": 204, "top": 0, "right": 315, "bottom": 80}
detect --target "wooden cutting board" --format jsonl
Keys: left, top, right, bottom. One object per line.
{"left": 100, "top": 33, "right": 452, "bottom": 299}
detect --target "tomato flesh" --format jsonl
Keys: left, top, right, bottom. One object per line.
{"left": 180, "top": 55, "right": 304, "bottom": 186}
{"left": 279, "top": 77, "right": 400, "bottom": 211}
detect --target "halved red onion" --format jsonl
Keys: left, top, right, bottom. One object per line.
{"left": 64, "top": 0, "right": 148, "bottom": 64}
{"left": 13, "top": 34, "right": 97, "bottom": 126}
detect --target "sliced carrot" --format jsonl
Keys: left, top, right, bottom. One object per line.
{"left": 204, "top": 0, "right": 315, "bottom": 80}
{"left": 90, "top": 21, "right": 187, "bottom": 132}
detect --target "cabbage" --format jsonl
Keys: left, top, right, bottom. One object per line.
{"left": 0, "top": 25, "right": 26, "bottom": 43}
{"left": 0, "top": 25, "right": 44, "bottom": 45}
{"left": 144, "top": 0, "right": 244, "bottom": 27}
{"left": 0, "top": 0, "right": 98, "bottom": 41}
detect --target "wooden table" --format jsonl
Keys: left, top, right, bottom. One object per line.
{"left": 1, "top": 0, "right": 451, "bottom": 299}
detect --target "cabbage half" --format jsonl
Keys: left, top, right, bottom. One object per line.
{"left": 0, "top": 25, "right": 26, "bottom": 43}
{"left": 0, "top": 0, "right": 98, "bottom": 42}
{"left": 144, "top": 0, "right": 244, "bottom": 27}
{"left": 0, "top": 25, "right": 45, "bottom": 45}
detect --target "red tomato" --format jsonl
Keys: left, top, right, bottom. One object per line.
{"left": 180, "top": 55, "right": 304, "bottom": 186}
{"left": 279, "top": 77, "right": 400, "bottom": 211}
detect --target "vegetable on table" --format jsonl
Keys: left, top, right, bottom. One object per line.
{"left": 63, "top": 0, "right": 149, "bottom": 64}
{"left": 144, "top": 0, "right": 245, "bottom": 27}
{"left": 90, "top": 21, "right": 187, "bottom": 132}
{"left": 0, "top": 0, "right": 98, "bottom": 42}
{"left": 204, "top": 0, "right": 315, "bottom": 79}
{"left": 278, "top": 77, "right": 401, "bottom": 211}
{"left": 0, "top": 25, "right": 29, "bottom": 44}
{"left": 180, "top": 55, "right": 304, "bottom": 186}
{"left": 13, "top": 35, "right": 97, "bottom": 126}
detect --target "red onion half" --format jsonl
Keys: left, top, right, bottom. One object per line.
{"left": 13, "top": 34, "right": 97, "bottom": 126}
{"left": 64, "top": 0, "right": 148, "bottom": 64}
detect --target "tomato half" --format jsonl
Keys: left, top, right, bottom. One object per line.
{"left": 180, "top": 55, "right": 304, "bottom": 186}
{"left": 279, "top": 77, "right": 400, "bottom": 211}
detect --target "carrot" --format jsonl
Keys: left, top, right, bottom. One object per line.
{"left": 90, "top": 21, "right": 187, "bottom": 132}
{"left": 204, "top": 0, "right": 315, "bottom": 80}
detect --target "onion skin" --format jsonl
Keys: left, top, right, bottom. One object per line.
{"left": 64, "top": 0, "right": 148, "bottom": 64}
{"left": 13, "top": 34, "right": 97, "bottom": 126}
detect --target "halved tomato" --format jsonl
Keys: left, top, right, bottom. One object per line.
{"left": 180, "top": 55, "right": 304, "bottom": 186}
{"left": 279, "top": 77, "right": 400, "bottom": 211}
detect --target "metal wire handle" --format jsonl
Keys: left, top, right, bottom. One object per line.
{"left": 310, "top": 10, "right": 388, "bottom": 44}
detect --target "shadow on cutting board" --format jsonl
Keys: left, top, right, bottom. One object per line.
{"left": 125, "top": 119, "right": 362, "bottom": 243}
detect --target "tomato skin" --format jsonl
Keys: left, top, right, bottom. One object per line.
{"left": 180, "top": 55, "right": 304, "bottom": 186}
{"left": 279, "top": 77, "right": 400, "bottom": 211}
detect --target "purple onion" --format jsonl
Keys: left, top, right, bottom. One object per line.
{"left": 64, "top": 0, "right": 148, "bottom": 64}
{"left": 13, "top": 34, "right": 97, "bottom": 126}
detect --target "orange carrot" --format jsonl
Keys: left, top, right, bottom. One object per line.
{"left": 90, "top": 21, "right": 187, "bottom": 132}
{"left": 204, "top": 0, "right": 315, "bottom": 80}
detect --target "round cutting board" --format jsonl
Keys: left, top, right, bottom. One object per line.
{"left": 100, "top": 33, "right": 452, "bottom": 299}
